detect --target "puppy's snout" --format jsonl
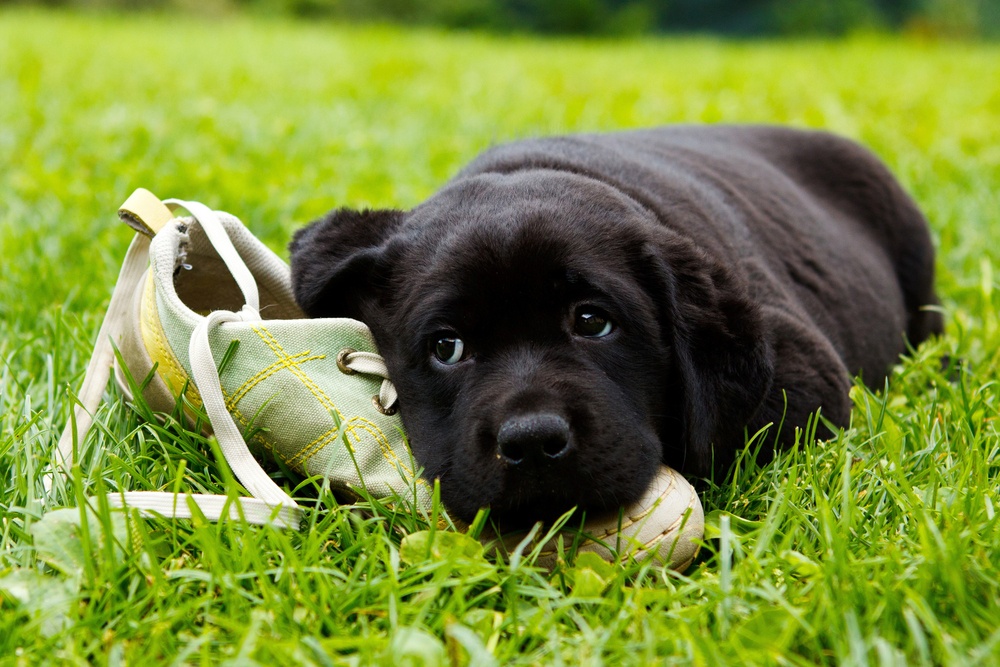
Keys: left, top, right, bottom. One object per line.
{"left": 496, "top": 413, "right": 572, "bottom": 466}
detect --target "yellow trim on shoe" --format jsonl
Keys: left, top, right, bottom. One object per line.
{"left": 140, "top": 272, "right": 203, "bottom": 410}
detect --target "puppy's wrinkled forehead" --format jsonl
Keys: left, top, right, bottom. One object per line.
{"left": 402, "top": 170, "right": 650, "bottom": 285}
{"left": 390, "top": 170, "right": 650, "bottom": 322}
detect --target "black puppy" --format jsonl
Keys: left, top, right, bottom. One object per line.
{"left": 290, "top": 125, "right": 942, "bottom": 524}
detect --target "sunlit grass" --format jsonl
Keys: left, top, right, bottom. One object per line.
{"left": 1, "top": 9, "right": 998, "bottom": 665}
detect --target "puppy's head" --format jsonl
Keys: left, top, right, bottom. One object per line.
{"left": 290, "top": 170, "right": 773, "bottom": 524}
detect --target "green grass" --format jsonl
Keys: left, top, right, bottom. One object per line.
{"left": 2, "top": 9, "right": 999, "bottom": 665}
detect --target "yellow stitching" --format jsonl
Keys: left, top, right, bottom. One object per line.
{"left": 346, "top": 419, "right": 415, "bottom": 478}
{"left": 343, "top": 422, "right": 390, "bottom": 463}
{"left": 136, "top": 273, "right": 299, "bottom": 465}
{"left": 227, "top": 351, "right": 324, "bottom": 408}
{"left": 295, "top": 418, "right": 431, "bottom": 491}
{"left": 350, "top": 418, "right": 427, "bottom": 487}
{"left": 221, "top": 330, "right": 328, "bottom": 464}
{"left": 140, "top": 280, "right": 293, "bottom": 466}
{"left": 140, "top": 277, "right": 324, "bottom": 473}
{"left": 225, "top": 396, "right": 296, "bottom": 466}
{"left": 286, "top": 425, "right": 341, "bottom": 468}
{"left": 295, "top": 414, "right": 367, "bottom": 468}
{"left": 247, "top": 323, "right": 428, "bottom": 488}
{"left": 140, "top": 273, "right": 203, "bottom": 410}
{"left": 341, "top": 420, "right": 431, "bottom": 490}
{"left": 351, "top": 416, "right": 402, "bottom": 466}
{"left": 291, "top": 402, "right": 352, "bottom": 467}
{"left": 249, "top": 324, "right": 357, "bottom": 468}
{"left": 230, "top": 351, "right": 309, "bottom": 404}
{"left": 139, "top": 280, "right": 427, "bottom": 496}
{"left": 252, "top": 325, "right": 339, "bottom": 413}
{"left": 336, "top": 424, "right": 427, "bottom": 489}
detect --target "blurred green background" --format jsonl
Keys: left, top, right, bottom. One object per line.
{"left": 3, "top": 0, "right": 999, "bottom": 36}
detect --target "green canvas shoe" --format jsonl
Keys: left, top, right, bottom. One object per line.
{"left": 54, "top": 189, "right": 703, "bottom": 569}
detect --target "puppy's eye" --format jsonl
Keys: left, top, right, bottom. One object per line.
{"left": 574, "top": 308, "right": 614, "bottom": 338}
{"left": 433, "top": 336, "right": 467, "bottom": 365}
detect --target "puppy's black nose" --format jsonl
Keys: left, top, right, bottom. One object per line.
{"left": 497, "top": 413, "right": 572, "bottom": 466}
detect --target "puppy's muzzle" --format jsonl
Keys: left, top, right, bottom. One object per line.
{"left": 496, "top": 413, "right": 573, "bottom": 467}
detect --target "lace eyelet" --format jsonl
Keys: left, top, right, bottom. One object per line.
{"left": 336, "top": 348, "right": 357, "bottom": 375}
{"left": 372, "top": 395, "right": 398, "bottom": 416}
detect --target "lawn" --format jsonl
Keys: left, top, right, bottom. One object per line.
{"left": 1, "top": 9, "right": 999, "bottom": 665}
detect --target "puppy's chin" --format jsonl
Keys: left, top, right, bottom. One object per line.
{"left": 485, "top": 495, "right": 620, "bottom": 533}
{"left": 487, "top": 473, "right": 657, "bottom": 532}
{"left": 489, "top": 505, "right": 587, "bottom": 533}
{"left": 434, "top": 444, "right": 662, "bottom": 530}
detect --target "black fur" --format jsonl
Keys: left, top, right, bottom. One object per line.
{"left": 290, "top": 125, "right": 942, "bottom": 524}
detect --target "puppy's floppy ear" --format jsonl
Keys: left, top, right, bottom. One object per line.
{"left": 641, "top": 231, "right": 774, "bottom": 478}
{"left": 289, "top": 208, "right": 405, "bottom": 320}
